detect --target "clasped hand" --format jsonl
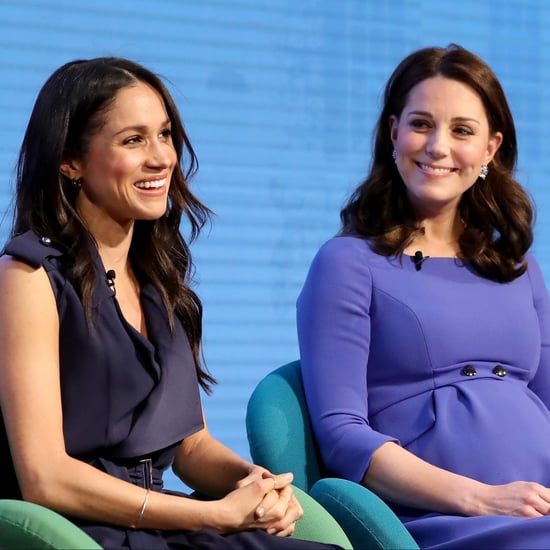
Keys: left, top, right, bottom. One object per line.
{"left": 220, "top": 465, "right": 303, "bottom": 536}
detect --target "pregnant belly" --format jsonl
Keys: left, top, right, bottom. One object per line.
{"left": 405, "top": 379, "right": 550, "bottom": 485}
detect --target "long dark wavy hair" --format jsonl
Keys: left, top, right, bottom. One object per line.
{"left": 341, "top": 44, "right": 533, "bottom": 282}
{"left": 14, "top": 57, "right": 216, "bottom": 391}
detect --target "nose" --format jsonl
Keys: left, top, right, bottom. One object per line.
{"left": 426, "top": 129, "right": 449, "bottom": 159}
{"left": 146, "top": 139, "right": 172, "bottom": 168}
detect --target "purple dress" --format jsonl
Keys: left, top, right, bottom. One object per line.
{"left": 297, "top": 235, "right": 550, "bottom": 549}
{"left": 0, "top": 231, "right": 340, "bottom": 550}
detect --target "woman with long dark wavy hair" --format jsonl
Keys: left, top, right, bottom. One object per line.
{"left": 0, "top": 57, "right": 342, "bottom": 550}
{"left": 298, "top": 44, "right": 550, "bottom": 549}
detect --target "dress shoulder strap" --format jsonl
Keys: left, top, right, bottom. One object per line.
{"left": 3, "top": 231, "right": 64, "bottom": 269}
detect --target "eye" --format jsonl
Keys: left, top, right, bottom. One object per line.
{"left": 409, "top": 118, "right": 431, "bottom": 130}
{"left": 124, "top": 135, "right": 143, "bottom": 145}
{"left": 159, "top": 128, "right": 172, "bottom": 140}
{"left": 453, "top": 126, "right": 474, "bottom": 137}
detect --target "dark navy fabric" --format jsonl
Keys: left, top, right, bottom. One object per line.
{"left": 0, "top": 231, "right": 339, "bottom": 549}
{"left": 2, "top": 231, "right": 204, "bottom": 460}
{"left": 298, "top": 235, "right": 550, "bottom": 549}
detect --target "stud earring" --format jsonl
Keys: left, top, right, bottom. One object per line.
{"left": 392, "top": 149, "right": 397, "bottom": 162}
{"left": 479, "top": 164, "right": 489, "bottom": 180}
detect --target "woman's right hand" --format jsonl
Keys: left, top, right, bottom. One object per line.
{"left": 215, "top": 476, "right": 298, "bottom": 534}
{"left": 476, "top": 481, "right": 550, "bottom": 518}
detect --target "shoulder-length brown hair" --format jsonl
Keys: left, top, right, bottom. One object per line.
{"left": 14, "top": 57, "right": 216, "bottom": 391}
{"left": 341, "top": 44, "right": 533, "bottom": 282}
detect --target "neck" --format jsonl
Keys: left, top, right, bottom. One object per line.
{"left": 94, "top": 226, "right": 134, "bottom": 275}
{"left": 406, "top": 213, "right": 464, "bottom": 258}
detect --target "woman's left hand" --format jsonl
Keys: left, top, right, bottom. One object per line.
{"left": 236, "top": 465, "right": 303, "bottom": 536}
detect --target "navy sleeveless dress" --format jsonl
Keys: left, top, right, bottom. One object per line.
{"left": 0, "top": 231, "right": 339, "bottom": 550}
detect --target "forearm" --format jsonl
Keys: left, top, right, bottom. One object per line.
{"left": 19, "top": 453, "right": 229, "bottom": 531}
{"left": 173, "top": 429, "right": 253, "bottom": 497}
{"left": 364, "top": 441, "right": 485, "bottom": 516}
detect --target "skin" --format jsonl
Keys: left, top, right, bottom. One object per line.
{"left": 362, "top": 76, "right": 550, "bottom": 517}
{"left": 0, "top": 81, "right": 303, "bottom": 535}
{"left": 390, "top": 76, "right": 502, "bottom": 257}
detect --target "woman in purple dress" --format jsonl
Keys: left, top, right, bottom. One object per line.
{"left": 0, "top": 57, "right": 342, "bottom": 550}
{"left": 297, "top": 44, "right": 550, "bottom": 549}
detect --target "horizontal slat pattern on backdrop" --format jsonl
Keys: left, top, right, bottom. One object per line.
{"left": 1, "top": 1, "right": 550, "bottom": 491}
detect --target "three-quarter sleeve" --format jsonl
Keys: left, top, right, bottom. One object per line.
{"left": 297, "top": 237, "right": 396, "bottom": 483}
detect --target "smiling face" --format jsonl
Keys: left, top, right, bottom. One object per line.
{"left": 390, "top": 76, "right": 502, "bottom": 217}
{"left": 61, "top": 81, "right": 177, "bottom": 234}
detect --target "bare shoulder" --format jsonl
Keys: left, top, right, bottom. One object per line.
{"left": 0, "top": 254, "right": 57, "bottom": 323}
{"left": 0, "top": 253, "right": 51, "bottom": 284}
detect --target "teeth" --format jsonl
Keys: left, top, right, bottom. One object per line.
{"left": 420, "top": 164, "right": 452, "bottom": 175}
{"left": 135, "top": 178, "right": 166, "bottom": 189}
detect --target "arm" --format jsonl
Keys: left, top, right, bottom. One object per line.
{"left": 173, "top": 416, "right": 265, "bottom": 497}
{"left": 367, "top": 441, "right": 550, "bottom": 517}
{"left": 0, "top": 258, "right": 294, "bottom": 533}
{"left": 297, "top": 237, "right": 395, "bottom": 482}
{"left": 297, "top": 238, "right": 550, "bottom": 518}
{"left": 173, "top": 414, "right": 303, "bottom": 535}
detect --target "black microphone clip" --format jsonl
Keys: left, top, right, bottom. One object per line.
{"left": 413, "top": 250, "right": 428, "bottom": 271}
{"left": 106, "top": 269, "right": 116, "bottom": 296}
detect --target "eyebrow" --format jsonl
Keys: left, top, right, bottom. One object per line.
{"left": 113, "top": 118, "right": 172, "bottom": 136}
{"left": 406, "top": 110, "right": 480, "bottom": 125}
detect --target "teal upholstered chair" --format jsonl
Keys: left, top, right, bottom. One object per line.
{"left": 246, "top": 360, "right": 420, "bottom": 550}
{"left": 0, "top": 499, "right": 101, "bottom": 549}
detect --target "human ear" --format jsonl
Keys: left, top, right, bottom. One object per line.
{"left": 484, "top": 131, "right": 503, "bottom": 164}
{"left": 389, "top": 115, "right": 399, "bottom": 146}
{"left": 59, "top": 159, "right": 82, "bottom": 181}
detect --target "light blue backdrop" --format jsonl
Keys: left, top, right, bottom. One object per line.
{"left": 1, "top": 0, "right": 548, "bottom": 489}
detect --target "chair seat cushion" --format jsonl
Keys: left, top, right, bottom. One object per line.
{"left": 0, "top": 499, "right": 101, "bottom": 549}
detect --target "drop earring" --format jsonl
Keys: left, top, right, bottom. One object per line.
{"left": 392, "top": 149, "right": 397, "bottom": 163}
{"left": 479, "top": 164, "right": 489, "bottom": 180}
{"left": 72, "top": 178, "right": 82, "bottom": 190}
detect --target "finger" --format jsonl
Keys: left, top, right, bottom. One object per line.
{"left": 532, "top": 499, "right": 550, "bottom": 516}
{"left": 236, "top": 465, "right": 272, "bottom": 489}
{"left": 269, "top": 520, "right": 297, "bottom": 538}
{"left": 263, "top": 491, "right": 302, "bottom": 534}
{"left": 239, "top": 477, "right": 275, "bottom": 517}
{"left": 537, "top": 490, "right": 550, "bottom": 509}
{"left": 288, "top": 494, "right": 304, "bottom": 519}
{"left": 272, "top": 472, "right": 293, "bottom": 490}
{"left": 525, "top": 487, "right": 550, "bottom": 516}
{"left": 277, "top": 485, "right": 293, "bottom": 506}
{"left": 259, "top": 491, "right": 292, "bottom": 525}
{"left": 256, "top": 487, "right": 279, "bottom": 519}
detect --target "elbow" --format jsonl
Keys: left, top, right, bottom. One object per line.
{"left": 315, "top": 430, "right": 353, "bottom": 479}
{"left": 17, "top": 463, "right": 65, "bottom": 508}
{"left": 322, "top": 444, "right": 370, "bottom": 484}
{"left": 20, "top": 478, "right": 56, "bottom": 507}
{"left": 314, "top": 421, "right": 377, "bottom": 483}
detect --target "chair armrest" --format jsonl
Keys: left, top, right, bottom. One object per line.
{"left": 310, "top": 478, "right": 420, "bottom": 550}
{"left": 0, "top": 499, "right": 101, "bottom": 549}
{"left": 291, "top": 485, "right": 352, "bottom": 549}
